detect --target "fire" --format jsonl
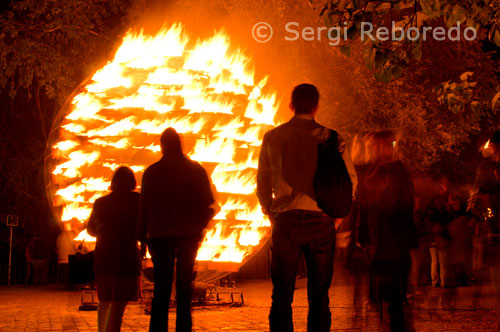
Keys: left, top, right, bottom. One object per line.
{"left": 48, "top": 24, "right": 280, "bottom": 267}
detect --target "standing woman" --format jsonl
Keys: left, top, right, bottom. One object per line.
{"left": 87, "top": 166, "right": 141, "bottom": 332}
{"left": 364, "top": 131, "right": 418, "bottom": 332}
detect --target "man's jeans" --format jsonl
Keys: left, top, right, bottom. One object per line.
{"left": 148, "top": 236, "right": 200, "bottom": 332}
{"left": 429, "top": 247, "right": 449, "bottom": 287}
{"left": 269, "top": 211, "right": 335, "bottom": 332}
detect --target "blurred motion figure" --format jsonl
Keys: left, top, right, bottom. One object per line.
{"left": 360, "top": 131, "right": 417, "bottom": 331}
{"left": 56, "top": 220, "right": 78, "bottom": 285}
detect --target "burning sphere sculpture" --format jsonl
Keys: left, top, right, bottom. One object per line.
{"left": 47, "top": 24, "right": 280, "bottom": 270}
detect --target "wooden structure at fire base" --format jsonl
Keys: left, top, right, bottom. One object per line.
{"left": 44, "top": 23, "right": 282, "bottom": 308}
{"left": 139, "top": 245, "right": 266, "bottom": 314}
{"left": 141, "top": 279, "right": 244, "bottom": 315}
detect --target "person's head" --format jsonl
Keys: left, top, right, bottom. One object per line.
{"left": 160, "top": 127, "right": 182, "bottom": 155}
{"left": 110, "top": 166, "right": 136, "bottom": 191}
{"left": 437, "top": 176, "right": 450, "bottom": 196}
{"left": 448, "top": 191, "right": 465, "bottom": 212}
{"left": 71, "top": 219, "right": 83, "bottom": 232}
{"left": 60, "top": 222, "right": 70, "bottom": 232}
{"left": 367, "top": 130, "right": 396, "bottom": 163}
{"left": 290, "top": 83, "right": 319, "bottom": 115}
{"left": 60, "top": 221, "right": 75, "bottom": 232}
{"left": 351, "top": 132, "right": 373, "bottom": 165}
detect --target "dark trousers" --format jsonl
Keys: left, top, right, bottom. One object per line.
{"left": 148, "top": 236, "right": 200, "bottom": 332}
{"left": 57, "top": 263, "right": 70, "bottom": 284}
{"left": 269, "top": 213, "right": 335, "bottom": 332}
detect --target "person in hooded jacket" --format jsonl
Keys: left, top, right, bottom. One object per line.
{"left": 139, "top": 127, "right": 215, "bottom": 332}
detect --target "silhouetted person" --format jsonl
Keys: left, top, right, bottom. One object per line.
{"left": 447, "top": 190, "right": 474, "bottom": 286}
{"left": 257, "top": 84, "right": 357, "bottom": 332}
{"left": 87, "top": 166, "right": 141, "bottom": 332}
{"left": 56, "top": 221, "right": 77, "bottom": 285}
{"left": 362, "top": 131, "right": 417, "bottom": 332}
{"left": 24, "top": 238, "right": 35, "bottom": 285}
{"left": 411, "top": 176, "right": 436, "bottom": 290}
{"left": 139, "top": 128, "right": 215, "bottom": 332}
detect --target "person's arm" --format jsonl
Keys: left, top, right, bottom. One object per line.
{"left": 209, "top": 183, "right": 221, "bottom": 223}
{"left": 137, "top": 189, "right": 148, "bottom": 258}
{"left": 338, "top": 134, "right": 358, "bottom": 197}
{"left": 137, "top": 170, "right": 149, "bottom": 243}
{"left": 197, "top": 165, "right": 216, "bottom": 229}
{"left": 86, "top": 201, "right": 98, "bottom": 237}
{"left": 257, "top": 134, "right": 273, "bottom": 215}
{"left": 200, "top": 166, "right": 215, "bottom": 207}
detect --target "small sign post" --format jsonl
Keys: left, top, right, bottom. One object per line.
{"left": 6, "top": 215, "right": 19, "bottom": 286}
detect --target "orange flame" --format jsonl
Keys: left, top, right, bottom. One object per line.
{"left": 49, "top": 24, "right": 280, "bottom": 264}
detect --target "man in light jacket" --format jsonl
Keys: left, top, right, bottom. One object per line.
{"left": 257, "top": 83, "right": 357, "bottom": 332}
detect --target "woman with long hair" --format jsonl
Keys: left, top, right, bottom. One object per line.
{"left": 87, "top": 166, "right": 141, "bottom": 332}
{"left": 363, "top": 131, "right": 418, "bottom": 331}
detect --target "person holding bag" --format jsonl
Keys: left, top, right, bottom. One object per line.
{"left": 257, "top": 83, "right": 357, "bottom": 332}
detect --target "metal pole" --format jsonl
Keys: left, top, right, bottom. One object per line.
{"left": 8, "top": 226, "right": 13, "bottom": 286}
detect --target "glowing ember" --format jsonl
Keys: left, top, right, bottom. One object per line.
{"left": 48, "top": 24, "right": 280, "bottom": 266}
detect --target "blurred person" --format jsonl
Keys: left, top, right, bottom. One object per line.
{"left": 56, "top": 221, "right": 78, "bottom": 285}
{"left": 354, "top": 132, "right": 382, "bottom": 307}
{"left": 472, "top": 216, "right": 488, "bottom": 272}
{"left": 426, "top": 178, "right": 453, "bottom": 288}
{"left": 410, "top": 177, "right": 436, "bottom": 289}
{"left": 257, "top": 83, "right": 357, "bottom": 332}
{"left": 24, "top": 237, "right": 35, "bottom": 285}
{"left": 447, "top": 189, "right": 474, "bottom": 286}
{"left": 31, "top": 237, "right": 50, "bottom": 284}
{"left": 345, "top": 132, "right": 376, "bottom": 314}
{"left": 362, "top": 131, "right": 417, "bottom": 332}
{"left": 139, "top": 128, "right": 215, "bottom": 332}
{"left": 87, "top": 166, "right": 141, "bottom": 332}
{"left": 472, "top": 228, "right": 485, "bottom": 270}
{"left": 353, "top": 132, "right": 404, "bottom": 306}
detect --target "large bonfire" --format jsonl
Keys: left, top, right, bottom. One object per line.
{"left": 48, "top": 24, "right": 281, "bottom": 270}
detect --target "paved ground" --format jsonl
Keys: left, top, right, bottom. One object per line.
{"left": 0, "top": 270, "right": 499, "bottom": 332}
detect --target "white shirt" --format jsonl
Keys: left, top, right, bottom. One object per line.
{"left": 257, "top": 114, "right": 357, "bottom": 214}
